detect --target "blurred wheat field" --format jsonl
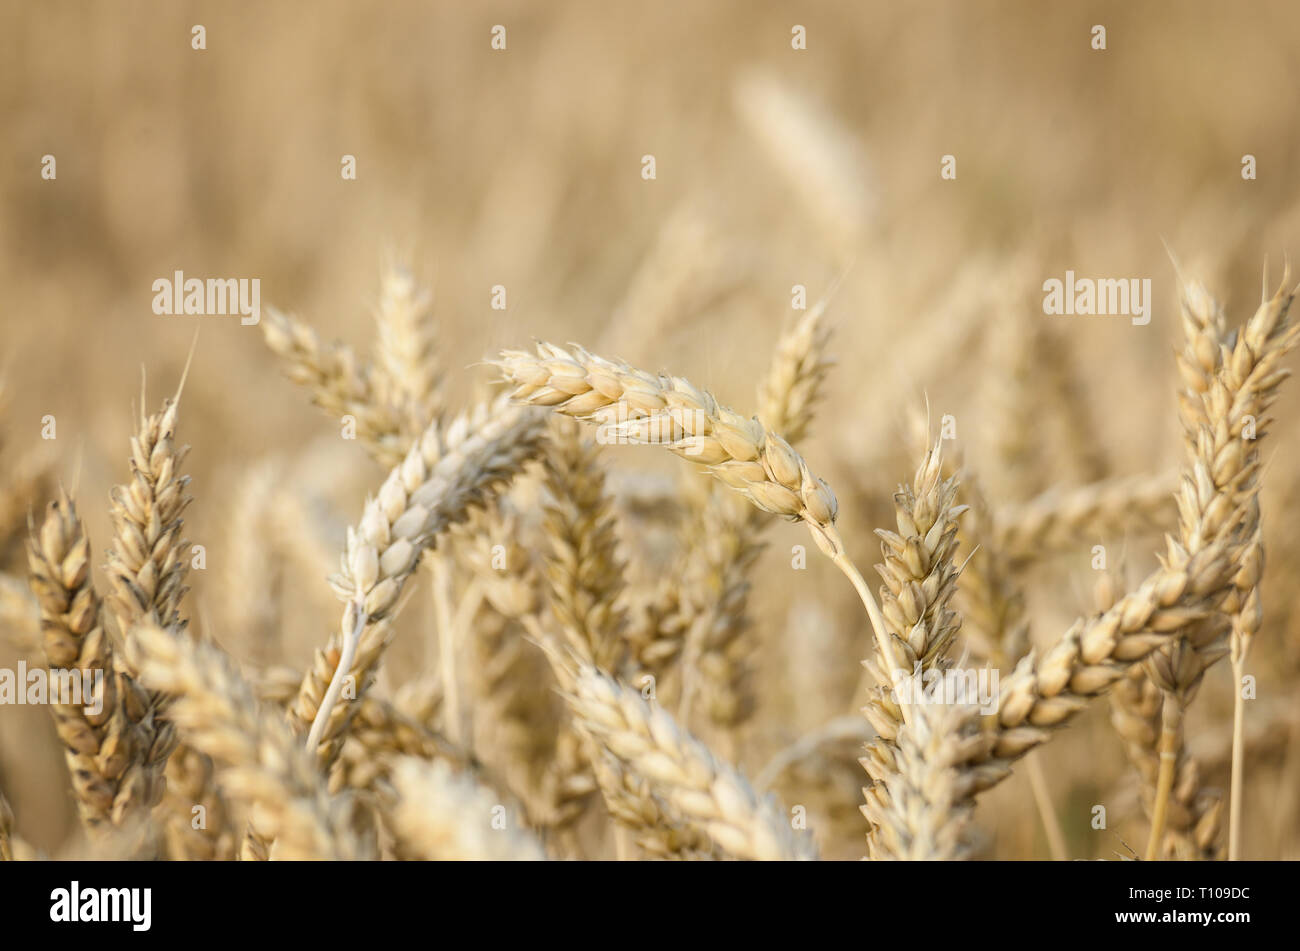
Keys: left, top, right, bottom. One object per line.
{"left": 2, "top": 1, "right": 1300, "bottom": 861}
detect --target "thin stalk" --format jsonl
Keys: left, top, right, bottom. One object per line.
{"left": 306, "top": 604, "right": 366, "bottom": 752}
{"left": 1025, "top": 752, "right": 1067, "bottom": 861}
{"left": 1229, "top": 655, "right": 1247, "bottom": 860}
{"left": 432, "top": 557, "right": 461, "bottom": 746}
{"left": 1145, "top": 694, "right": 1183, "bottom": 860}
{"left": 829, "top": 545, "right": 912, "bottom": 727}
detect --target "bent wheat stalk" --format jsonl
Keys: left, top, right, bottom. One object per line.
{"left": 495, "top": 342, "right": 903, "bottom": 719}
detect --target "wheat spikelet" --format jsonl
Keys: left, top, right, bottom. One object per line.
{"left": 756, "top": 294, "right": 834, "bottom": 446}
{"left": 733, "top": 70, "right": 873, "bottom": 255}
{"left": 158, "top": 745, "right": 237, "bottom": 860}
{"left": 217, "top": 459, "right": 283, "bottom": 663}
{"left": 462, "top": 503, "right": 558, "bottom": 803}
{"left": 1099, "top": 569, "right": 1221, "bottom": 859}
{"left": 959, "top": 541, "right": 1240, "bottom": 797}
{"left": 675, "top": 503, "right": 761, "bottom": 738}
{"left": 105, "top": 391, "right": 214, "bottom": 844}
{"left": 955, "top": 468, "right": 1029, "bottom": 667}
{"left": 104, "top": 395, "right": 192, "bottom": 636}
{"left": 673, "top": 296, "right": 835, "bottom": 738}
{"left": 129, "top": 620, "right": 369, "bottom": 860}
{"left": 1151, "top": 271, "right": 1296, "bottom": 857}
{"left": 584, "top": 746, "right": 719, "bottom": 859}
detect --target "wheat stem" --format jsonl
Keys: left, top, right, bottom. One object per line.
{"left": 1146, "top": 694, "right": 1183, "bottom": 860}
{"left": 432, "top": 557, "right": 461, "bottom": 746}
{"left": 305, "top": 604, "right": 365, "bottom": 753}
{"left": 1228, "top": 654, "right": 1247, "bottom": 860}
{"left": 830, "top": 547, "right": 910, "bottom": 726}
{"left": 1024, "top": 753, "right": 1067, "bottom": 860}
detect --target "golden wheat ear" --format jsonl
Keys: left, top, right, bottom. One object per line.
{"left": 494, "top": 341, "right": 910, "bottom": 722}
{"left": 129, "top": 620, "right": 371, "bottom": 860}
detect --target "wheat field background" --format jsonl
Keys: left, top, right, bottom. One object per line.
{"left": 2, "top": 0, "right": 1300, "bottom": 861}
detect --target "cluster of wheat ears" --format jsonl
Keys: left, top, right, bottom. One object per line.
{"left": 0, "top": 260, "right": 1295, "bottom": 862}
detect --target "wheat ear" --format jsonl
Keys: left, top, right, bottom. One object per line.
{"left": 994, "top": 471, "right": 1178, "bottom": 565}
{"left": 372, "top": 262, "right": 444, "bottom": 438}
{"left": 129, "top": 620, "right": 369, "bottom": 860}
{"left": 300, "top": 396, "right": 548, "bottom": 759}
{"left": 859, "top": 443, "right": 966, "bottom": 853}
{"left": 1143, "top": 271, "right": 1296, "bottom": 858}
{"left": 261, "top": 307, "right": 410, "bottom": 466}
{"left": 27, "top": 491, "right": 138, "bottom": 832}
{"left": 495, "top": 342, "right": 902, "bottom": 719}
{"left": 871, "top": 700, "right": 990, "bottom": 860}
{"left": 568, "top": 665, "right": 816, "bottom": 860}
